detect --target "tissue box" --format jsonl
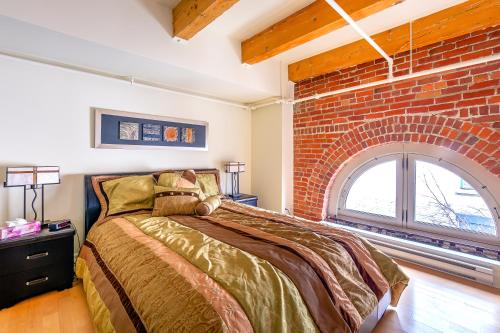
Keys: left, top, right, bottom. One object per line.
{"left": 0, "top": 221, "right": 42, "bottom": 240}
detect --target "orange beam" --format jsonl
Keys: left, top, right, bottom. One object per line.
{"left": 288, "top": 0, "right": 500, "bottom": 82}
{"left": 242, "top": 0, "right": 400, "bottom": 64}
{"left": 173, "top": 0, "right": 239, "bottom": 40}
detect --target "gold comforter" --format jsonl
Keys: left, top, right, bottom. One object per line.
{"left": 76, "top": 201, "right": 409, "bottom": 333}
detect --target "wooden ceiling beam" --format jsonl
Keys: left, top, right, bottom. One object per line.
{"left": 173, "top": 0, "right": 239, "bottom": 40}
{"left": 288, "top": 0, "right": 500, "bottom": 82}
{"left": 241, "top": 0, "right": 401, "bottom": 65}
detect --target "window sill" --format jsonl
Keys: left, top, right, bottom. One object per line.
{"left": 323, "top": 220, "right": 500, "bottom": 288}
{"left": 329, "top": 217, "right": 499, "bottom": 260}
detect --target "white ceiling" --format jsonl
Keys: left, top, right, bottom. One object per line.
{"left": 0, "top": 0, "right": 466, "bottom": 104}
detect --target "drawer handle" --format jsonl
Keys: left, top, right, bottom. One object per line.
{"left": 26, "top": 252, "right": 49, "bottom": 260}
{"left": 26, "top": 276, "right": 49, "bottom": 286}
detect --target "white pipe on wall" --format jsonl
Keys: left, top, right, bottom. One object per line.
{"left": 2, "top": 48, "right": 498, "bottom": 112}
{"left": 248, "top": 54, "right": 500, "bottom": 110}
{"left": 0, "top": 50, "right": 250, "bottom": 110}
{"left": 324, "top": 0, "right": 394, "bottom": 79}
{"left": 293, "top": 54, "right": 500, "bottom": 104}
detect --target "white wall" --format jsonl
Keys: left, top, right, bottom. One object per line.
{"left": 0, "top": 55, "right": 251, "bottom": 248}
{"left": 250, "top": 65, "right": 294, "bottom": 214}
{"left": 0, "top": 0, "right": 283, "bottom": 101}
{"left": 251, "top": 104, "right": 284, "bottom": 212}
{"left": 282, "top": 79, "right": 295, "bottom": 214}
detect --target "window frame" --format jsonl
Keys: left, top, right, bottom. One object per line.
{"left": 406, "top": 153, "right": 499, "bottom": 244}
{"left": 338, "top": 154, "right": 404, "bottom": 226}
{"left": 335, "top": 150, "right": 500, "bottom": 246}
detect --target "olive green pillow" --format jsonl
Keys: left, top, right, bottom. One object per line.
{"left": 196, "top": 173, "right": 220, "bottom": 197}
{"left": 152, "top": 186, "right": 203, "bottom": 216}
{"left": 195, "top": 195, "right": 222, "bottom": 216}
{"left": 101, "top": 175, "right": 155, "bottom": 216}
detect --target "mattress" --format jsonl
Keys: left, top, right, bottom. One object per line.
{"left": 76, "top": 201, "right": 409, "bottom": 333}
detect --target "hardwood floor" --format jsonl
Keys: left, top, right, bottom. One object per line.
{"left": 0, "top": 261, "right": 498, "bottom": 333}
{"left": 373, "top": 261, "right": 500, "bottom": 333}
{"left": 0, "top": 281, "right": 95, "bottom": 333}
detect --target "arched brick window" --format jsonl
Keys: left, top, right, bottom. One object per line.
{"left": 294, "top": 116, "right": 499, "bottom": 222}
{"left": 328, "top": 144, "right": 499, "bottom": 246}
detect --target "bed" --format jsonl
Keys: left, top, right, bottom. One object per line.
{"left": 77, "top": 168, "right": 409, "bottom": 333}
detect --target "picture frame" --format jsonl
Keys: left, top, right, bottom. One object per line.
{"left": 94, "top": 108, "right": 208, "bottom": 151}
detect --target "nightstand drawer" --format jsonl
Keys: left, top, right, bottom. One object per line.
{"left": 0, "top": 236, "right": 73, "bottom": 276}
{"left": 229, "top": 194, "right": 258, "bottom": 207}
{"left": 238, "top": 198, "right": 258, "bottom": 207}
{"left": 0, "top": 264, "right": 73, "bottom": 308}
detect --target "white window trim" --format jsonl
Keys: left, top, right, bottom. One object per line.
{"left": 338, "top": 154, "right": 403, "bottom": 225}
{"left": 406, "top": 154, "right": 499, "bottom": 244}
{"left": 329, "top": 143, "right": 500, "bottom": 247}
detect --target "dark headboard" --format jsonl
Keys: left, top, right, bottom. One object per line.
{"left": 84, "top": 168, "right": 221, "bottom": 236}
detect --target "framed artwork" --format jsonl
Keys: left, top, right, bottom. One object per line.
{"left": 94, "top": 108, "right": 208, "bottom": 150}
{"left": 142, "top": 124, "right": 162, "bottom": 142}
{"left": 164, "top": 126, "right": 179, "bottom": 142}
{"left": 119, "top": 122, "right": 139, "bottom": 141}
{"left": 182, "top": 128, "right": 195, "bottom": 144}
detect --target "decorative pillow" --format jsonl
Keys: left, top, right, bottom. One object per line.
{"left": 158, "top": 170, "right": 206, "bottom": 200}
{"left": 195, "top": 195, "right": 222, "bottom": 216}
{"left": 95, "top": 175, "right": 155, "bottom": 219}
{"left": 196, "top": 173, "right": 220, "bottom": 197}
{"left": 157, "top": 172, "right": 181, "bottom": 187}
{"left": 176, "top": 169, "right": 198, "bottom": 188}
{"left": 152, "top": 186, "right": 203, "bottom": 216}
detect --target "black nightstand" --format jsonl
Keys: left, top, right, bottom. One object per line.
{"left": 228, "top": 194, "right": 258, "bottom": 207}
{"left": 0, "top": 223, "right": 75, "bottom": 309}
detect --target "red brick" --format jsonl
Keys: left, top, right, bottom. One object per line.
{"left": 416, "top": 91, "right": 441, "bottom": 99}
{"left": 471, "top": 64, "right": 499, "bottom": 75}
{"left": 442, "top": 70, "right": 469, "bottom": 80}
{"left": 472, "top": 39, "right": 500, "bottom": 51}
{"left": 456, "top": 98, "right": 487, "bottom": 107}
{"left": 429, "top": 103, "right": 454, "bottom": 112}
{"left": 443, "top": 46, "right": 472, "bottom": 58}
{"left": 461, "top": 49, "right": 493, "bottom": 61}
{"left": 436, "top": 94, "right": 461, "bottom": 103}
{"left": 469, "top": 80, "right": 499, "bottom": 90}
{"left": 456, "top": 34, "right": 487, "bottom": 47}
{"left": 417, "top": 76, "right": 441, "bottom": 85}
{"left": 463, "top": 89, "right": 495, "bottom": 99}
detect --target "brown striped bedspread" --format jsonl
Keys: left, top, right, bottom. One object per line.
{"left": 76, "top": 201, "right": 409, "bottom": 333}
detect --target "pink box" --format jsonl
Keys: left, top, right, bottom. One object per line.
{"left": 0, "top": 221, "right": 42, "bottom": 240}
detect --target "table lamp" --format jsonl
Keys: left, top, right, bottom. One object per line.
{"left": 224, "top": 162, "right": 245, "bottom": 199}
{"left": 4, "top": 166, "right": 60, "bottom": 222}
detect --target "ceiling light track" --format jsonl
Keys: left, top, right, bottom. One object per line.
{"left": 0, "top": 50, "right": 249, "bottom": 110}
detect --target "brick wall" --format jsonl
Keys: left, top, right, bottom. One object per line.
{"left": 293, "top": 26, "right": 500, "bottom": 221}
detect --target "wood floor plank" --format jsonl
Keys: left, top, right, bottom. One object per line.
{"left": 0, "top": 262, "right": 498, "bottom": 333}
{"left": 373, "top": 260, "right": 500, "bottom": 333}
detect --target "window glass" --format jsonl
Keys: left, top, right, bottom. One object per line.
{"left": 414, "top": 160, "right": 496, "bottom": 235}
{"left": 345, "top": 160, "right": 397, "bottom": 217}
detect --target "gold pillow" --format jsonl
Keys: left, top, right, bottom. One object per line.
{"left": 100, "top": 175, "right": 155, "bottom": 217}
{"left": 196, "top": 174, "right": 220, "bottom": 197}
{"left": 157, "top": 172, "right": 181, "bottom": 187}
{"left": 195, "top": 195, "right": 222, "bottom": 216}
{"left": 152, "top": 186, "right": 202, "bottom": 216}
{"left": 158, "top": 170, "right": 206, "bottom": 200}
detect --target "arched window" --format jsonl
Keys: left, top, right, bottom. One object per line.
{"left": 337, "top": 152, "right": 499, "bottom": 245}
